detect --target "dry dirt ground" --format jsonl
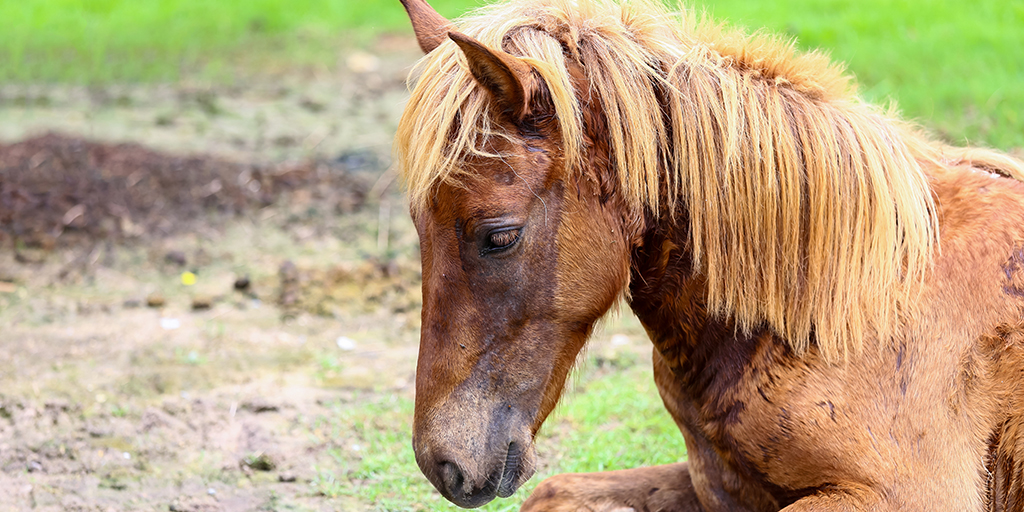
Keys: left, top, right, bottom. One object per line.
{"left": 0, "top": 42, "right": 650, "bottom": 511}
{"left": 0, "top": 41, "right": 428, "bottom": 511}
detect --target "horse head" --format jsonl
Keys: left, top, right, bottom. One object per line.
{"left": 399, "top": 0, "right": 633, "bottom": 506}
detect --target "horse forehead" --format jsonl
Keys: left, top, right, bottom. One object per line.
{"left": 464, "top": 178, "right": 544, "bottom": 219}
{"left": 472, "top": 145, "right": 552, "bottom": 183}
{"left": 417, "top": 178, "right": 531, "bottom": 229}
{"left": 454, "top": 153, "right": 555, "bottom": 209}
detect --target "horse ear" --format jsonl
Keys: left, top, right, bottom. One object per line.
{"left": 449, "top": 31, "right": 533, "bottom": 122}
{"left": 400, "top": 0, "right": 452, "bottom": 53}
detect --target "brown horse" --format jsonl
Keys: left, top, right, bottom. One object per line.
{"left": 394, "top": 0, "right": 1024, "bottom": 509}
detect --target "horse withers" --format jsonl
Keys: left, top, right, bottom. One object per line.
{"left": 395, "top": 0, "right": 1024, "bottom": 509}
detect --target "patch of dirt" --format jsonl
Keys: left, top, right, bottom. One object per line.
{"left": 0, "top": 133, "right": 369, "bottom": 253}
{"left": 0, "top": 42, "right": 431, "bottom": 511}
{"left": 0, "top": 150, "right": 419, "bottom": 512}
{"left": 278, "top": 257, "right": 421, "bottom": 319}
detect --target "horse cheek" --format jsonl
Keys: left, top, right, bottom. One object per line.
{"left": 554, "top": 191, "right": 631, "bottom": 323}
{"left": 548, "top": 188, "right": 631, "bottom": 381}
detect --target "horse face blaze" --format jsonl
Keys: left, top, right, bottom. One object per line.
{"left": 411, "top": 143, "right": 629, "bottom": 507}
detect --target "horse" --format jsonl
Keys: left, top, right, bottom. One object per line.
{"left": 393, "top": 0, "right": 1024, "bottom": 509}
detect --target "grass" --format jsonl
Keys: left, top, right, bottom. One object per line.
{"left": 3, "top": 0, "right": 1021, "bottom": 148}
{"left": 699, "top": 0, "right": 1024, "bottom": 151}
{"left": 318, "top": 352, "right": 687, "bottom": 511}
{"left": 0, "top": 0, "right": 478, "bottom": 83}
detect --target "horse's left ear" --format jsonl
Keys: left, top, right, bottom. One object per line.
{"left": 449, "top": 31, "right": 533, "bottom": 122}
{"left": 400, "top": 0, "right": 452, "bottom": 53}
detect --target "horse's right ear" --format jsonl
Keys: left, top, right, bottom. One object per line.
{"left": 399, "top": 0, "right": 452, "bottom": 53}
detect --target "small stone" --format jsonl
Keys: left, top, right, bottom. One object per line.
{"left": 336, "top": 336, "right": 356, "bottom": 351}
{"left": 278, "top": 472, "right": 297, "bottom": 483}
{"left": 242, "top": 452, "right": 276, "bottom": 471}
{"left": 191, "top": 296, "right": 212, "bottom": 310}
{"left": 146, "top": 293, "right": 166, "bottom": 308}
{"left": 160, "top": 318, "right": 181, "bottom": 330}
{"left": 165, "top": 250, "right": 187, "bottom": 266}
{"left": 233, "top": 276, "right": 251, "bottom": 292}
{"left": 241, "top": 398, "right": 278, "bottom": 413}
{"left": 169, "top": 495, "right": 223, "bottom": 512}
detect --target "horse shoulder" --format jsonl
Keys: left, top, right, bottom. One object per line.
{"left": 926, "top": 164, "right": 1024, "bottom": 323}
{"left": 920, "top": 163, "right": 1024, "bottom": 506}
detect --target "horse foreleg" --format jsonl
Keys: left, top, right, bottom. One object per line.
{"left": 520, "top": 462, "right": 704, "bottom": 512}
{"left": 780, "top": 487, "right": 894, "bottom": 511}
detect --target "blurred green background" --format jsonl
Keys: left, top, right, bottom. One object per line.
{"left": 2, "top": 0, "right": 1022, "bottom": 149}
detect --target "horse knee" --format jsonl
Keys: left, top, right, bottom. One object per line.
{"left": 521, "top": 475, "right": 579, "bottom": 512}
{"left": 522, "top": 474, "right": 636, "bottom": 512}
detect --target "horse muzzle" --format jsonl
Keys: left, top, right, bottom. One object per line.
{"left": 413, "top": 413, "right": 537, "bottom": 508}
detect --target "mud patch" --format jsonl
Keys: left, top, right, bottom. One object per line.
{"left": 0, "top": 133, "right": 369, "bottom": 252}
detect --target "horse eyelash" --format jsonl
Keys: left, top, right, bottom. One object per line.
{"left": 490, "top": 229, "right": 520, "bottom": 248}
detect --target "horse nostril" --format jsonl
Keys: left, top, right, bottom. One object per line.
{"left": 438, "top": 460, "right": 464, "bottom": 496}
{"left": 496, "top": 441, "right": 522, "bottom": 498}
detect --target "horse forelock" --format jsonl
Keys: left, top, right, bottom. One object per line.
{"left": 394, "top": 0, "right": 1021, "bottom": 361}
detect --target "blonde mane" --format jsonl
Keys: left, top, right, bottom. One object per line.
{"left": 395, "top": 0, "right": 1024, "bottom": 360}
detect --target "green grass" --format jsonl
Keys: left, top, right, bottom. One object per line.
{"left": 698, "top": 0, "right": 1024, "bottom": 151}
{"left": 321, "top": 355, "right": 686, "bottom": 511}
{"left": 3, "top": 0, "right": 1021, "bottom": 148}
{"left": 0, "top": 0, "right": 479, "bottom": 82}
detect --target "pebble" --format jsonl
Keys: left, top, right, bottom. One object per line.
{"left": 336, "top": 336, "right": 357, "bottom": 351}
{"left": 191, "top": 296, "right": 212, "bottom": 310}
{"left": 164, "top": 250, "right": 187, "bottom": 266}
{"left": 160, "top": 318, "right": 181, "bottom": 330}
{"left": 146, "top": 293, "right": 166, "bottom": 308}
{"left": 233, "top": 276, "right": 251, "bottom": 292}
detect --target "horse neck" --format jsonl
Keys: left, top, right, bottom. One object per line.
{"left": 626, "top": 214, "right": 780, "bottom": 390}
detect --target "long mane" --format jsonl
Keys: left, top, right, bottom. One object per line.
{"left": 395, "top": 0, "right": 1024, "bottom": 360}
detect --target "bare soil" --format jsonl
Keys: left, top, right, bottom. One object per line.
{"left": 0, "top": 42, "right": 429, "bottom": 511}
